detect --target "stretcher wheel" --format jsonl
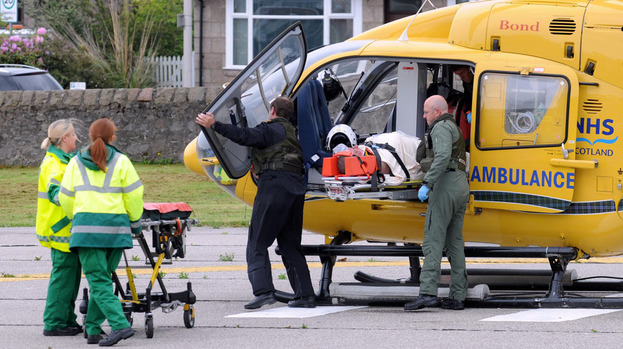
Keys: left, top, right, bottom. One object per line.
{"left": 145, "top": 314, "right": 154, "bottom": 338}
{"left": 183, "top": 305, "right": 195, "bottom": 328}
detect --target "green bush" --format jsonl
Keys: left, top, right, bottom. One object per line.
{"left": 44, "top": 40, "right": 113, "bottom": 89}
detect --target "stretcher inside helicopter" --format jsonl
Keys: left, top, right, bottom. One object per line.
{"left": 298, "top": 59, "right": 466, "bottom": 202}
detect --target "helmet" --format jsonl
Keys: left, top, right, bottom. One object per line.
{"left": 322, "top": 71, "right": 343, "bottom": 102}
{"left": 326, "top": 124, "right": 357, "bottom": 152}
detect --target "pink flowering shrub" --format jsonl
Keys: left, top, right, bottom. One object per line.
{"left": 0, "top": 28, "right": 50, "bottom": 67}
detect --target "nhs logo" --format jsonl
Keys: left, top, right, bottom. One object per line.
{"left": 576, "top": 118, "right": 616, "bottom": 156}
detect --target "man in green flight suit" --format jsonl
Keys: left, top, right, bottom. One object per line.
{"left": 404, "top": 95, "right": 470, "bottom": 311}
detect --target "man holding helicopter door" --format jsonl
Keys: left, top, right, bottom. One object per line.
{"left": 196, "top": 97, "right": 316, "bottom": 310}
{"left": 404, "top": 95, "right": 470, "bottom": 311}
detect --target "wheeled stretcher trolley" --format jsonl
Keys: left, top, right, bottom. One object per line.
{"left": 79, "top": 202, "right": 199, "bottom": 338}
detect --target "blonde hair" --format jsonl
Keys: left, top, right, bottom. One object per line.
{"left": 41, "top": 119, "right": 78, "bottom": 150}
{"left": 89, "top": 118, "right": 117, "bottom": 172}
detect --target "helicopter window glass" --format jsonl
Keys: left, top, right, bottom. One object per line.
{"left": 350, "top": 65, "right": 398, "bottom": 137}
{"left": 317, "top": 59, "right": 375, "bottom": 122}
{"left": 253, "top": 19, "right": 323, "bottom": 57}
{"left": 235, "top": 35, "right": 304, "bottom": 128}
{"left": 478, "top": 73, "right": 569, "bottom": 149}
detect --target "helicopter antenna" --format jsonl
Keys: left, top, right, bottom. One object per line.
{"left": 398, "top": 0, "right": 438, "bottom": 42}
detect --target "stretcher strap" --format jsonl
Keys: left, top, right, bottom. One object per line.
{"left": 367, "top": 147, "right": 385, "bottom": 192}
{"left": 366, "top": 142, "right": 410, "bottom": 181}
{"left": 354, "top": 155, "right": 371, "bottom": 180}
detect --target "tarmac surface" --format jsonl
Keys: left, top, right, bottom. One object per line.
{"left": 2, "top": 226, "right": 623, "bottom": 349}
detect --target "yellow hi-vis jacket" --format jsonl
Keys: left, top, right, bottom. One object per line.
{"left": 36, "top": 146, "right": 73, "bottom": 252}
{"left": 59, "top": 145, "right": 144, "bottom": 250}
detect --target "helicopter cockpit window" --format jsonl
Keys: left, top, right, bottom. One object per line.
{"left": 477, "top": 73, "right": 569, "bottom": 149}
{"left": 349, "top": 65, "right": 398, "bottom": 137}
{"left": 319, "top": 59, "right": 373, "bottom": 121}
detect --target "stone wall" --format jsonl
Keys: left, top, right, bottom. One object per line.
{"left": 0, "top": 87, "right": 220, "bottom": 167}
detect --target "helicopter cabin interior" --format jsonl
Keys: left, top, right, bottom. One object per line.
{"left": 293, "top": 59, "right": 472, "bottom": 195}
{"left": 293, "top": 57, "right": 572, "bottom": 204}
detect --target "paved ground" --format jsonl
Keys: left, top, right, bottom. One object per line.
{"left": 2, "top": 226, "right": 623, "bottom": 348}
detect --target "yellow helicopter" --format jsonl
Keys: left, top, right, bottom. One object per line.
{"left": 185, "top": 0, "right": 623, "bottom": 307}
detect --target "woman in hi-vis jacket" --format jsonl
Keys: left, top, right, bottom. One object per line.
{"left": 60, "top": 118, "right": 143, "bottom": 347}
{"left": 37, "top": 119, "right": 82, "bottom": 337}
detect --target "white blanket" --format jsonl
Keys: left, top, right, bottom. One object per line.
{"left": 363, "top": 132, "right": 424, "bottom": 186}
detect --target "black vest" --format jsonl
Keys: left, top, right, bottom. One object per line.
{"left": 251, "top": 117, "right": 304, "bottom": 176}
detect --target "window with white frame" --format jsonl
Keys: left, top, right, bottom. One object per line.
{"left": 226, "top": 0, "right": 362, "bottom": 68}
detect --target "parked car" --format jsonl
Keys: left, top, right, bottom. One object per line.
{"left": 0, "top": 64, "right": 63, "bottom": 91}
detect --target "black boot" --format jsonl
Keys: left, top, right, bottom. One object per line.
{"left": 404, "top": 294, "right": 439, "bottom": 311}
{"left": 244, "top": 292, "right": 276, "bottom": 310}
{"left": 43, "top": 326, "right": 82, "bottom": 336}
{"left": 288, "top": 295, "right": 316, "bottom": 308}
{"left": 440, "top": 298, "right": 465, "bottom": 310}
{"left": 98, "top": 327, "right": 133, "bottom": 347}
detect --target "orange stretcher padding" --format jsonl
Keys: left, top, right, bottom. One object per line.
{"left": 322, "top": 155, "right": 378, "bottom": 178}
{"left": 143, "top": 202, "right": 193, "bottom": 213}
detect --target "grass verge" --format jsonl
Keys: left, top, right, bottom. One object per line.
{"left": 0, "top": 163, "right": 250, "bottom": 227}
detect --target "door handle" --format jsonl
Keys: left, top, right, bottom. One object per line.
{"left": 550, "top": 158, "right": 597, "bottom": 169}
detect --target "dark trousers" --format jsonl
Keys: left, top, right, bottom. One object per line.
{"left": 246, "top": 171, "right": 314, "bottom": 298}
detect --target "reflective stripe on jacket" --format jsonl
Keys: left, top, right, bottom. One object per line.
{"left": 36, "top": 146, "right": 73, "bottom": 252}
{"left": 59, "top": 149, "right": 144, "bottom": 250}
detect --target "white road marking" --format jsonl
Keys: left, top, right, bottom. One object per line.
{"left": 226, "top": 306, "right": 367, "bottom": 319}
{"left": 480, "top": 308, "right": 622, "bottom": 322}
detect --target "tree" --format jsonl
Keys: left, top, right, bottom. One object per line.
{"left": 133, "top": 0, "right": 184, "bottom": 57}
{"left": 25, "top": 0, "right": 162, "bottom": 88}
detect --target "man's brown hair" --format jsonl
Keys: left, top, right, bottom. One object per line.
{"left": 271, "top": 96, "right": 294, "bottom": 120}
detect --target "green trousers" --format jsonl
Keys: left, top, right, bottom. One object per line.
{"left": 419, "top": 171, "right": 470, "bottom": 301}
{"left": 77, "top": 247, "right": 130, "bottom": 335}
{"left": 43, "top": 248, "right": 82, "bottom": 331}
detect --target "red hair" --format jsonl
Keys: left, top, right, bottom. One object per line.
{"left": 89, "top": 119, "right": 117, "bottom": 172}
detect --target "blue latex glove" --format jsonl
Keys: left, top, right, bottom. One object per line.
{"left": 418, "top": 185, "right": 430, "bottom": 202}
{"left": 466, "top": 112, "right": 472, "bottom": 124}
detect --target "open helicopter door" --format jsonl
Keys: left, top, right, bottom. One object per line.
{"left": 469, "top": 63, "right": 581, "bottom": 213}
{"left": 199, "top": 22, "right": 307, "bottom": 179}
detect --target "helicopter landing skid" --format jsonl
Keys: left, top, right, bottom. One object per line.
{"left": 282, "top": 244, "right": 623, "bottom": 308}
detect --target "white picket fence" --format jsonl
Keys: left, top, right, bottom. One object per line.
{"left": 153, "top": 52, "right": 195, "bottom": 87}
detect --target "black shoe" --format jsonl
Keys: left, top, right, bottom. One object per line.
{"left": 244, "top": 292, "right": 276, "bottom": 310}
{"left": 98, "top": 327, "right": 133, "bottom": 347}
{"left": 288, "top": 295, "right": 316, "bottom": 308}
{"left": 88, "top": 334, "right": 104, "bottom": 345}
{"left": 440, "top": 298, "right": 465, "bottom": 310}
{"left": 43, "top": 326, "right": 82, "bottom": 336}
{"left": 87, "top": 331, "right": 107, "bottom": 345}
{"left": 72, "top": 324, "right": 84, "bottom": 334}
{"left": 404, "top": 294, "right": 439, "bottom": 311}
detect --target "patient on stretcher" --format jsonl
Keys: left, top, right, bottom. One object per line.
{"left": 323, "top": 126, "right": 424, "bottom": 187}
{"left": 363, "top": 131, "right": 424, "bottom": 186}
